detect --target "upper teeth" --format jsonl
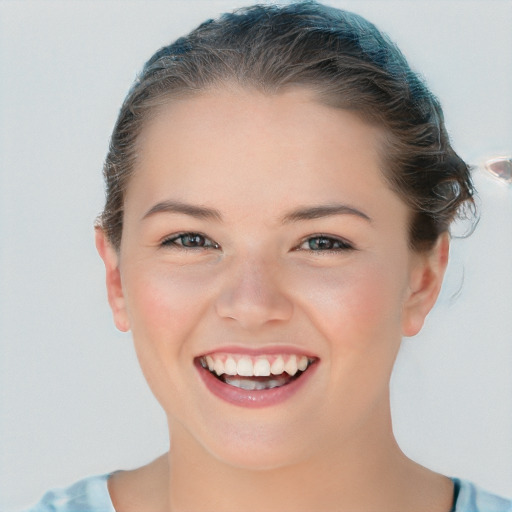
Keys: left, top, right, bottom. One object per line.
{"left": 202, "top": 354, "right": 311, "bottom": 378}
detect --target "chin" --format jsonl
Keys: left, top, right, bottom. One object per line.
{"left": 174, "top": 411, "right": 316, "bottom": 472}
{"left": 205, "top": 435, "right": 309, "bottom": 472}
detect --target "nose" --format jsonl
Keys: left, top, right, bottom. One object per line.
{"left": 215, "top": 256, "right": 294, "bottom": 330}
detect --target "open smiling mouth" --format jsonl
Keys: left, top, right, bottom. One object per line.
{"left": 198, "top": 354, "right": 317, "bottom": 391}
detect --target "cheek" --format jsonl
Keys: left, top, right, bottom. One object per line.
{"left": 293, "top": 261, "right": 409, "bottom": 428}
{"left": 125, "top": 264, "right": 211, "bottom": 338}
{"left": 304, "top": 265, "right": 402, "bottom": 331}
{"left": 121, "top": 264, "right": 213, "bottom": 407}
{"left": 294, "top": 259, "right": 408, "bottom": 373}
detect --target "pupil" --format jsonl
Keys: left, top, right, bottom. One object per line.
{"left": 184, "top": 234, "right": 204, "bottom": 247}
{"left": 310, "top": 237, "right": 331, "bottom": 250}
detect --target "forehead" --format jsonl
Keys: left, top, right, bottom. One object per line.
{"left": 126, "top": 87, "right": 404, "bottom": 226}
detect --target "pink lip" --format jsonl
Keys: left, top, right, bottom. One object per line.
{"left": 195, "top": 358, "right": 318, "bottom": 409}
{"left": 197, "top": 345, "right": 318, "bottom": 358}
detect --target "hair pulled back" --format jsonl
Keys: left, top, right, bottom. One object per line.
{"left": 100, "top": 1, "right": 474, "bottom": 252}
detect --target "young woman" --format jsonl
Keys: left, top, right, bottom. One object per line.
{"left": 24, "top": 2, "right": 512, "bottom": 511}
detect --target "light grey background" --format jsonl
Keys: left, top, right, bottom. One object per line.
{"left": 1, "top": 1, "right": 511, "bottom": 510}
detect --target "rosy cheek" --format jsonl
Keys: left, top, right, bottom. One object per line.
{"left": 296, "top": 264, "right": 402, "bottom": 353}
{"left": 127, "top": 267, "right": 207, "bottom": 340}
{"left": 122, "top": 266, "right": 210, "bottom": 410}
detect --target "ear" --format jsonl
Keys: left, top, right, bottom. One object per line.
{"left": 95, "top": 227, "right": 130, "bottom": 332}
{"left": 401, "top": 233, "right": 450, "bottom": 337}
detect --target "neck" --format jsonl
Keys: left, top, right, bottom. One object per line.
{"left": 163, "top": 395, "right": 442, "bottom": 512}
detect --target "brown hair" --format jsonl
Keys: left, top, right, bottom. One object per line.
{"left": 99, "top": 1, "right": 475, "bottom": 251}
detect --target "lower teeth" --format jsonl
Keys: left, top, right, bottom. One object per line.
{"left": 223, "top": 377, "right": 280, "bottom": 390}
{"left": 199, "top": 357, "right": 314, "bottom": 390}
{"left": 219, "top": 372, "right": 300, "bottom": 390}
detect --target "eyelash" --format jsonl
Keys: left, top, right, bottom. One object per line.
{"left": 160, "top": 232, "right": 220, "bottom": 250}
{"left": 160, "top": 232, "right": 354, "bottom": 254}
{"left": 295, "top": 234, "right": 355, "bottom": 254}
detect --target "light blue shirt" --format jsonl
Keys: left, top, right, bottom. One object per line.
{"left": 23, "top": 473, "right": 512, "bottom": 512}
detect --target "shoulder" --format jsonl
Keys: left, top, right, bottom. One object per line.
{"left": 22, "top": 473, "right": 116, "bottom": 512}
{"left": 454, "top": 478, "right": 512, "bottom": 512}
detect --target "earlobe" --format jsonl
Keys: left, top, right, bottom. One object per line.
{"left": 95, "top": 228, "right": 131, "bottom": 332}
{"left": 401, "top": 233, "right": 450, "bottom": 337}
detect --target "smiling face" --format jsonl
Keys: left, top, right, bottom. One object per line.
{"left": 97, "top": 87, "right": 448, "bottom": 470}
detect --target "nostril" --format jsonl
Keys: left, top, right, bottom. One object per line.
{"left": 214, "top": 284, "right": 294, "bottom": 328}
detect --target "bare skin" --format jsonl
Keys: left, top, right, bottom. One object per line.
{"left": 99, "top": 87, "right": 454, "bottom": 512}
{"left": 108, "top": 443, "right": 454, "bottom": 512}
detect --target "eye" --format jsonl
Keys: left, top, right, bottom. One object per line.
{"left": 161, "top": 232, "right": 220, "bottom": 250}
{"left": 296, "top": 235, "right": 354, "bottom": 253}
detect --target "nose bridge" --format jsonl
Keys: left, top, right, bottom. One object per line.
{"left": 215, "top": 251, "right": 293, "bottom": 328}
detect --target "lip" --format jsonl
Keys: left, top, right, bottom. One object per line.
{"left": 196, "top": 345, "right": 318, "bottom": 358}
{"left": 195, "top": 355, "right": 319, "bottom": 409}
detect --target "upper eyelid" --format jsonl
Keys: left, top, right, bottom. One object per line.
{"left": 160, "top": 231, "right": 219, "bottom": 248}
{"left": 159, "top": 232, "right": 354, "bottom": 250}
{"left": 297, "top": 234, "right": 354, "bottom": 248}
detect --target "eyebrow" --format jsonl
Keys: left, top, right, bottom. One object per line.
{"left": 142, "top": 200, "right": 223, "bottom": 222}
{"left": 280, "top": 204, "right": 372, "bottom": 224}
{"left": 142, "top": 200, "right": 371, "bottom": 224}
